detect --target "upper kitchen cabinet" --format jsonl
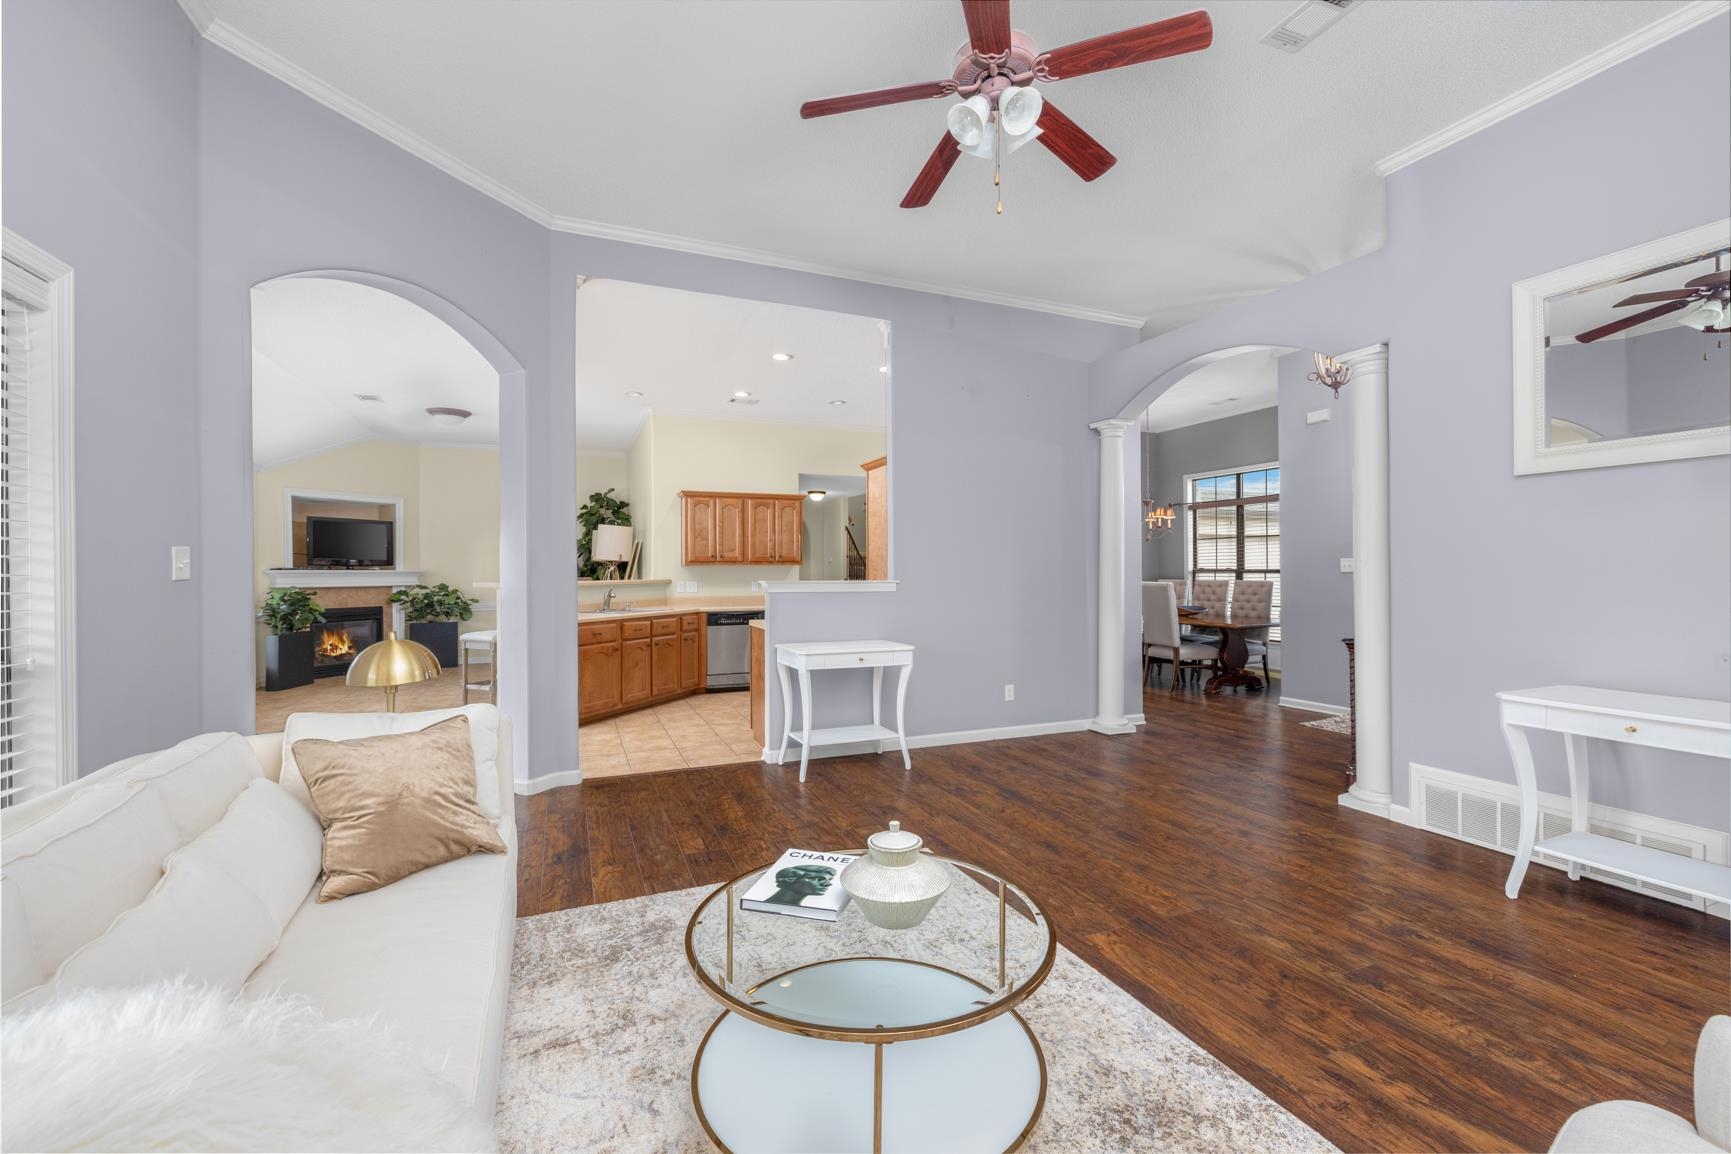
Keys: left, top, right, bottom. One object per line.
{"left": 680, "top": 491, "right": 804, "bottom": 565}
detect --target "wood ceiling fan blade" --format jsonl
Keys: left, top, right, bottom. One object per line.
{"left": 1574, "top": 299, "right": 1688, "bottom": 343}
{"left": 961, "top": 0, "right": 1012, "bottom": 56}
{"left": 801, "top": 81, "right": 952, "bottom": 119}
{"left": 1038, "top": 10, "right": 1213, "bottom": 81}
{"left": 1034, "top": 101, "right": 1116, "bottom": 182}
{"left": 1684, "top": 270, "right": 1731, "bottom": 289}
{"left": 901, "top": 134, "right": 962, "bottom": 208}
{"left": 1614, "top": 289, "right": 1699, "bottom": 307}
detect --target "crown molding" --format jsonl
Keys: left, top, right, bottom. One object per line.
{"left": 546, "top": 213, "right": 1146, "bottom": 328}
{"left": 183, "top": 13, "right": 1145, "bottom": 330}
{"left": 1375, "top": 0, "right": 1730, "bottom": 177}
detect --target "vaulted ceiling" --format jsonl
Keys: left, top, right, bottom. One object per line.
{"left": 196, "top": 0, "right": 1702, "bottom": 333}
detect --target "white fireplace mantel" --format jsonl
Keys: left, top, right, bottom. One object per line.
{"left": 265, "top": 569, "right": 424, "bottom": 590}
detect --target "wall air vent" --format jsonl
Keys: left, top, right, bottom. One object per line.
{"left": 1260, "top": 0, "right": 1360, "bottom": 53}
{"left": 727, "top": 397, "right": 760, "bottom": 406}
{"left": 353, "top": 393, "right": 385, "bottom": 403}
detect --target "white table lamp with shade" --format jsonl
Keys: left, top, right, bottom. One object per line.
{"left": 592, "top": 523, "right": 634, "bottom": 581}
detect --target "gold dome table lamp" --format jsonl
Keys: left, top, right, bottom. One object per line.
{"left": 345, "top": 630, "right": 441, "bottom": 712}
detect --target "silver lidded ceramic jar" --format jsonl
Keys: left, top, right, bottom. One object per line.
{"left": 841, "top": 821, "right": 952, "bottom": 930}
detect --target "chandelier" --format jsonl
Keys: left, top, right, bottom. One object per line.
{"left": 1308, "top": 352, "right": 1352, "bottom": 398}
{"left": 1139, "top": 406, "right": 1178, "bottom": 541}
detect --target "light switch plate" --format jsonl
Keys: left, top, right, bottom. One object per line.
{"left": 1339, "top": 557, "right": 1355, "bottom": 573}
{"left": 171, "top": 545, "right": 192, "bottom": 581}
{"left": 1306, "top": 408, "right": 1332, "bottom": 425}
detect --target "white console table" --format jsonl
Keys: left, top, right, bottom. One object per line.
{"left": 775, "top": 641, "right": 914, "bottom": 783}
{"left": 1500, "top": 685, "right": 1730, "bottom": 904}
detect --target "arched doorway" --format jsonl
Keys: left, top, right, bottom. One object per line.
{"left": 1093, "top": 343, "right": 1392, "bottom": 816}
{"left": 247, "top": 270, "right": 531, "bottom": 775}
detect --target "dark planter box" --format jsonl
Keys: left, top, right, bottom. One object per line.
{"left": 410, "top": 620, "right": 460, "bottom": 669}
{"left": 265, "top": 630, "right": 315, "bottom": 691}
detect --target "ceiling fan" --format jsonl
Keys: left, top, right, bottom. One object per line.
{"left": 799, "top": 1, "right": 1213, "bottom": 211}
{"left": 1575, "top": 258, "right": 1731, "bottom": 343}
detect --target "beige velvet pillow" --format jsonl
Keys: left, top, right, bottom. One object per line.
{"left": 291, "top": 716, "right": 506, "bottom": 902}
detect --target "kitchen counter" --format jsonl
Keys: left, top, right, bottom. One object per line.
{"left": 577, "top": 597, "right": 764, "bottom": 622}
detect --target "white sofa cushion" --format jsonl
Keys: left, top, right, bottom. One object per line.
{"left": 279, "top": 705, "right": 502, "bottom": 820}
{"left": 172, "top": 779, "right": 323, "bottom": 929}
{"left": 54, "top": 858, "right": 278, "bottom": 995}
{"left": 1, "top": 785, "right": 178, "bottom": 995}
{"left": 113, "top": 732, "right": 261, "bottom": 846}
{"left": 244, "top": 848, "right": 515, "bottom": 1115}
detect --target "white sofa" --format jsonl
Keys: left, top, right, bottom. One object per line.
{"left": 0, "top": 707, "right": 516, "bottom": 1123}
{"left": 1551, "top": 1015, "right": 1731, "bottom": 1153}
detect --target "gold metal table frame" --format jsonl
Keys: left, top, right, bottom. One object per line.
{"left": 683, "top": 853, "right": 1059, "bottom": 1154}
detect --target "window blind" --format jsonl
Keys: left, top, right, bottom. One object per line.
{"left": 1189, "top": 466, "right": 1281, "bottom": 643}
{"left": 1, "top": 261, "right": 61, "bottom": 805}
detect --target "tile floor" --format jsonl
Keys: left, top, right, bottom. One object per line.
{"left": 578, "top": 691, "right": 761, "bottom": 778}
{"left": 257, "top": 672, "right": 758, "bottom": 780}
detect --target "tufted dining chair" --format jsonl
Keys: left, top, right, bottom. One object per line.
{"left": 1143, "top": 581, "right": 1219, "bottom": 693}
{"left": 1187, "top": 578, "right": 1231, "bottom": 647}
{"left": 1229, "top": 580, "right": 1274, "bottom": 681}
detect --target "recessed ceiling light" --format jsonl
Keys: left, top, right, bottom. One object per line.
{"left": 733, "top": 390, "right": 752, "bottom": 398}
{"left": 828, "top": 399, "right": 847, "bottom": 406}
{"left": 770, "top": 352, "right": 793, "bottom": 362}
{"left": 625, "top": 390, "right": 644, "bottom": 398}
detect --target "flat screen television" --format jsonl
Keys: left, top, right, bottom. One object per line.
{"left": 306, "top": 516, "right": 394, "bottom": 568}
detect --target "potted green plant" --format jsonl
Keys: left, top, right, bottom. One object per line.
{"left": 259, "top": 588, "right": 325, "bottom": 691}
{"left": 578, "top": 488, "right": 632, "bottom": 580}
{"left": 389, "top": 582, "right": 476, "bottom": 668}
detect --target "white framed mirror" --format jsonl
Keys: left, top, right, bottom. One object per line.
{"left": 1512, "top": 218, "right": 1730, "bottom": 475}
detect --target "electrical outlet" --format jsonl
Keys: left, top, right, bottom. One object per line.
{"left": 170, "top": 545, "right": 192, "bottom": 582}
{"left": 1339, "top": 557, "right": 1355, "bottom": 573}
{"left": 1004, "top": 684, "right": 1015, "bottom": 702}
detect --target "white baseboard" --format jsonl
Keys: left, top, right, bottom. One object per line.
{"left": 514, "top": 768, "right": 584, "bottom": 795}
{"left": 1126, "top": 712, "right": 1146, "bottom": 726}
{"left": 1406, "top": 761, "right": 1729, "bottom": 919}
{"left": 762, "top": 717, "right": 1097, "bottom": 766}
{"left": 1279, "top": 697, "right": 1349, "bottom": 717}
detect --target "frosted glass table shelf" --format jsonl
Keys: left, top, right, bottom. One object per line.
{"left": 685, "top": 853, "right": 1056, "bottom": 1153}
{"left": 1499, "top": 685, "right": 1730, "bottom": 903}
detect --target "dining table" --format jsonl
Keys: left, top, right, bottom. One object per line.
{"left": 1178, "top": 611, "right": 1278, "bottom": 695}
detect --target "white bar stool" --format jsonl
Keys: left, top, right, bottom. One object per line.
{"left": 459, "top": 630, "right": 498, "bottom": 704}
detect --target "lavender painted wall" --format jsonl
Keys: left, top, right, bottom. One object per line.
{"left": 1140, "top": 408, "right": 1279, "bottom": 580}
{"left": 1276, "top": 353, "right": 1354, "bottom": 710}
{"left": 2, "top": 0, "right": 205, "bottom": 769}
{"left": 1093, "top": 17, "right": 1731, "bottom": 830}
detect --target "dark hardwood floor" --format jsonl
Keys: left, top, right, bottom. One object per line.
{"left": 516, "top": 686, "right": 1730, "bottom": 1153}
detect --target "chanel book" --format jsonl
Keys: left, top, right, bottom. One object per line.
{"left": 739, "top": 848, "right": 858, "bottom": 921}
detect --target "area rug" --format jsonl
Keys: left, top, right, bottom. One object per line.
{"left": 1300, "top": 715, "right": 1353, "bottom": 735}
{"left": 495, "top": 883, "right": 1335, "bottom": 1153}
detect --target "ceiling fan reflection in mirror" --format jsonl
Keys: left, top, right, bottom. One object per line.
{"left": 800, "top": 1, "right": 1213, "bottom": 213}
{"left": 1575, "top": 252, "right": 1731, "bottom": 344}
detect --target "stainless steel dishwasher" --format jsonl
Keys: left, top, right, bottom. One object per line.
{"left": 705, "top": 610, "right": 763, "bottom": 690}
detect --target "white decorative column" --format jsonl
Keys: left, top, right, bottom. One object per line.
{"left": 1340, "top": 345, "right": 1393, "bottom": 815}
{"left": 1090, "top": 418, "right": 1138, "bottom": 735}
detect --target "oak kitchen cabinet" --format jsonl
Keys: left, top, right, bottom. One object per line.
{"left": 578, "top": 611, "right": 706, "bottom": 722}
{"left": 680, "top": 491, "right": 804, "bottom": 565}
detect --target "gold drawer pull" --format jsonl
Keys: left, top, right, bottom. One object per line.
{"left": 1624, "top": 724, "right": 1638, "bottom": 733}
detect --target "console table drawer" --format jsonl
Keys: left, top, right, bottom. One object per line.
{"left": 1545, "top": 706, "right": 1724, "bottom": 757}
{"left": 800, "top": 650, "right": 913, "bottom": 671}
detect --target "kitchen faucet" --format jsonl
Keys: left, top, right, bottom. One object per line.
{"left": 600, "top": 587, "right": 617, "bottom": 612}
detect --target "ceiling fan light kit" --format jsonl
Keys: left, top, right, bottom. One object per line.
{"left": 800, "top": 1, "right": 1213, "bottom": 213}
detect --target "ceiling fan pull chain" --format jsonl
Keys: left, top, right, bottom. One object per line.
{"left": 994, "top": 113, "right": 1004, "bottom": 215}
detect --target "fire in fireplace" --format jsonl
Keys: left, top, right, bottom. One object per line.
{"left": 313, "top": 606, "right": 384, "bottom": 677}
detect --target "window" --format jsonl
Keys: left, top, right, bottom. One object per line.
{"left": 1188, "top": 464, "right": 1280, "bottom": 642}
{"left": 1, "top": 232, "right": 76, "bottom": 805}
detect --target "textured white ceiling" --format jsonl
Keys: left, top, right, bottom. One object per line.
{"left": 575, "top": 279, "right": 886, "bottom": 452}
{"left": 204, "top": 0, "right": 1696, "bottom": 332}
{"left": 251, "top": 278, "right": 499, "bottom": 468}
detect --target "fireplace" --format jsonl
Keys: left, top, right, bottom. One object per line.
{"left": 313, "top": 606, "right": 384, "bottom": 678}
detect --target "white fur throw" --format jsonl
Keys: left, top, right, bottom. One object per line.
{"left": 1, "top": 982, "right": 496, "bottom": 1153}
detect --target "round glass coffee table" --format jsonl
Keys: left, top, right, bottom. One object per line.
{"left": 684, "top": 852, "right": 1056, "bottom": 1154}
